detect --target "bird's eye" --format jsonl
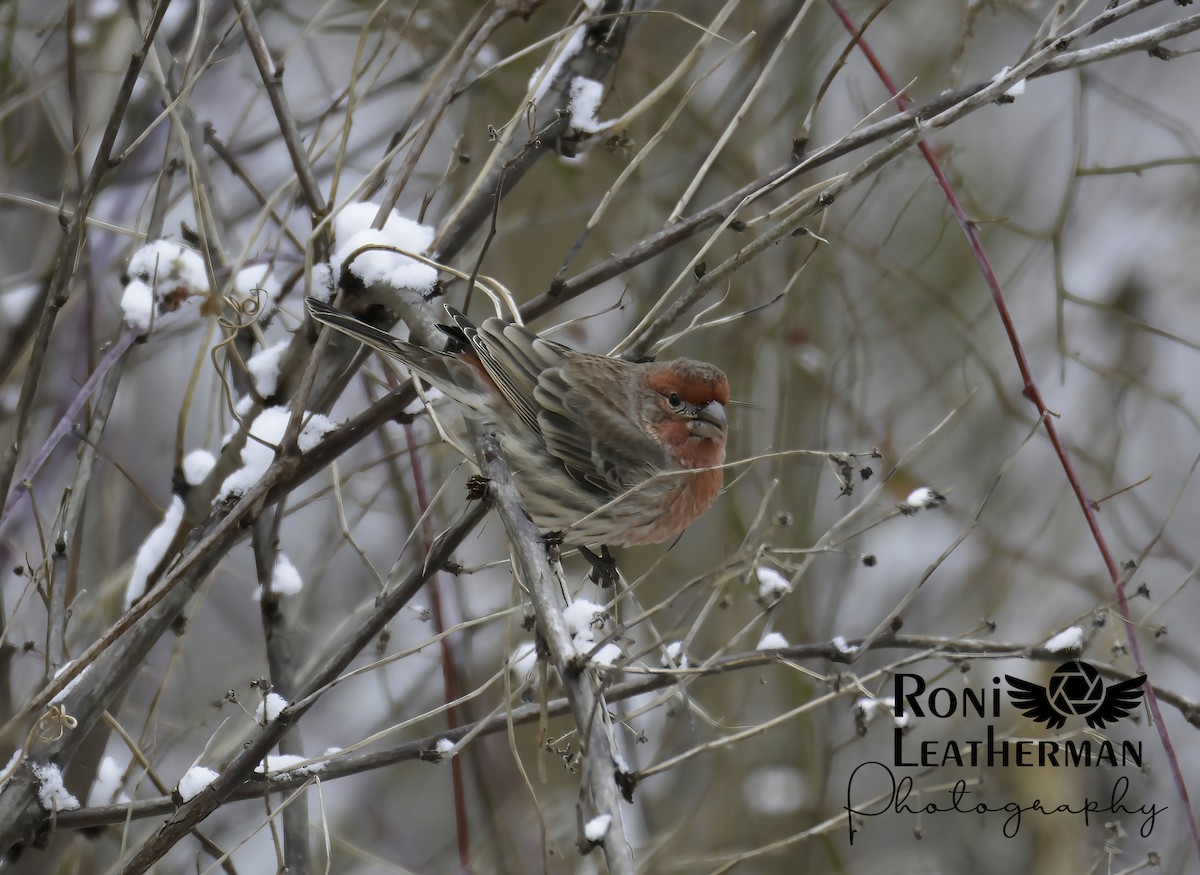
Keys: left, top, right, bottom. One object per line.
{"left": 668, "top": 392, "right": 682, "bottom": 408}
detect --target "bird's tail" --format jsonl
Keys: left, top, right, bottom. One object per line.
{"left": 307, "top": 297, "right": 505, "bottom": 416}
{"left": 306, "top": 297, "right": 439, "bottom": 372}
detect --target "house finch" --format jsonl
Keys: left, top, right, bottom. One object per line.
{"left": 306, "top": 298, "right": 729, "bottom": 547}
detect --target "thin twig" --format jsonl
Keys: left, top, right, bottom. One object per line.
{"left": 114, "top": 501, "right": 487, "bottom": 874}
{"left": 471, "top": 427, "right": 635, "bottom": 875}
{"left": 0, "top": 328, "right": 140, "bottom": 534}
{"left": 46, "top": 632, "right": 1200, "bottom": 832}
{"left": 825, "top": 0, "right": 1200, "bottom": 863}
{"left": 0, "top": 0, "right": 170, "bottom": 517}
{"left": 228, "top": 0, "right": 328, "bottom": 227}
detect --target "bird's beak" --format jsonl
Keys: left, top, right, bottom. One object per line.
{"left": 690, "top": 400, "right": 727, "bottom": 439}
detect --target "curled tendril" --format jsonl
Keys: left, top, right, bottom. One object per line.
{"left": 0, "top": 701, "right": 83, "bottom": 789}
{"left": 217, "top": 286, "right": 269, "bottom": 332}
{"left": 208, "top": 286, "right": 273, "bottom": 408}
{"left": 35, "top": 704, "right": 78, "bottom": 743}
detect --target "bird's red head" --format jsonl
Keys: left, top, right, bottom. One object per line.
{"left": 643, "top": 360, "right": 729, "bottom": 469}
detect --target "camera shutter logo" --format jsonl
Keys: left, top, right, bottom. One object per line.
{"left": 1005, "top": 662, "right": 1146, "bottom": 730}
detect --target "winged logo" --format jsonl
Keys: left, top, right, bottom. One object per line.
{"left": 1006, "top": 661, "right": 1145, "bottom": 730}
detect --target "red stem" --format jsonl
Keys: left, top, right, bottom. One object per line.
{"left": 826, "top": 0, "right": 1200, "bottom": 860}
{"left": 404, "top": 422, "right": 474, "bottom": 874}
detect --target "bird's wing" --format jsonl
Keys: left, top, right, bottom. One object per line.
{"left": 534, "top": 358, "right": 669, "bottom": 494}
{"left": 1005, "top": 675, "right": 1065, "bottom": 730}
{"left": 1088, "top": 675, "right": 1146, "bottom": 729}
{"left": 443, "top": 308, "right": 569, "bottom": 436}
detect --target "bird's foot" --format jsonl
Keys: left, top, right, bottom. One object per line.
{"left": 579, "top": 545, "right": 619, "bottom": 588}
{"left": 465, "top": 475, "right": 490, "bottom": 500}
{"left": 542, "top": 531, "right": 565, "bottom": 564}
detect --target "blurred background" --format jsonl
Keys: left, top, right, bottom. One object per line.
{"left": 1, "top": 0, "right": 1199, "bottom": 872}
